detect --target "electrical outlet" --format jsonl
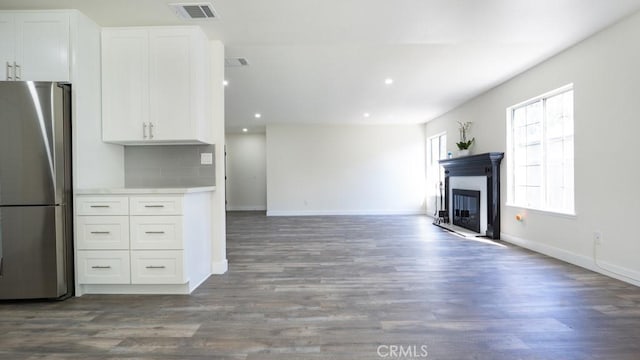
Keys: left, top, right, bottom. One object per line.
{"left": 593, "top": 231, "right": 603, "bottom": 245}
{"left": 200, "top": 152, "right": 213, "bottom": 165}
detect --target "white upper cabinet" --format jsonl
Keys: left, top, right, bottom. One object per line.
{"left": 102, "top": 26, "right": 213, "bottom": 145}
{"left": 101, "top": 29, "right": 149, "bottom": 143}
{"left": 0, "top": 14, "right": 13, "bottom": 81}
{"left": 0, "top": 12, "right": 70, "bottom": 81}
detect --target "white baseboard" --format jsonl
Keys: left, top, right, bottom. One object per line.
{"left": 266, "top": 209, "right": 426, "bottom": 216}
{"left": 227, "top": 206, "right": 266, "bottom": 211}
{"left": 501, "top": 233, "right": 640, "bottom": 287}
{"left": 211, "top": 259, "right": 228, "bottom": 274}
{"left": 595, "top": 258, "right": 640, "bottom": 287}
{"left": 78, "top": 283, "right": 191, "bottom": 295}
{"left": 188, "top": 273, "right": 211, "bottom": 293}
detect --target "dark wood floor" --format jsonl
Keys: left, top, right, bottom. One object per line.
{"left": 1, "top": 212, "right": 640, "bottom": 359}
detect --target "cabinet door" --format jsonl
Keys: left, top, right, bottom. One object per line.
{"left": 130, "top": 216, "right": 184, "bottom": 250}
{"left": 14, "top": 12, "right": 70, "bottom": 81}
{"left": 0, "top": 14, "right": 14, "bottom": 81}
{"left": 102, "top": 29, "right": 149, "bottom": 143}
{"left": 76, "top": 216, "right": 130, "bottom": 250}
{"left": 148, "top": 28, "right": 196, "bottom": 141}
{"left": 131, "top": 250, "right": 186, "bottom": 284}
{"left": 77, "top": 250, "right": 131, "bottom": 284}
{"left": 129, "top": 196, "right": 183, "bottom": 216}
{"left": 76, "top": 196, "right": 129, "bottom": 216}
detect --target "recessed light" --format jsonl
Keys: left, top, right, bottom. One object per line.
{"left": 242, "top": 128, "right": 248, "bottom": 132}
{"left": 223, "top": 80, "right": 229, "bottom": 86}
{"left": 363, "top": 113, "right": 370, "bottom": 118}
{"left": 254, "top": 113, "right": 261, "bottom": 119}
{"left": 384, "top": 78, "right": 393, "bottom": 85}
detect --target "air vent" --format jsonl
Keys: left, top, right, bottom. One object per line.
{"left": 225, "top": 58, "right": 250, "bottom": 67}
{"left": 169, "top": 3, "right": 218, "bottom": 20}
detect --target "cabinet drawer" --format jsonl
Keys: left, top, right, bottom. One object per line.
{"left": 76, "top": 196, "right": 129, "bottom": 215}
{"left": 131, "top": 250, "right": 186, "bottom": 284}
{"left": 130, "top": 216, "right": 183, "bottom": 249}
{"left": 76, "top": 216, "right": 129, "bottom": 250}
{"left": 77, "top": 250, "right": 131, "bottom": 284}
{"left": 130, "top": 196, "right": 183, "bottom": 215}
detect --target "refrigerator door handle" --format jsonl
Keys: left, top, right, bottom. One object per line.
{"left": 54, "top": 205, "right": 68, "bottom": 296}
{"left": 14, "top": 62, "right": 21, "bottom": 80}
{"left": 6, "top": 62, "right": 12, "bottom": 80}
{"left": 52, "top": 84, "right": 66, "bottom": 204}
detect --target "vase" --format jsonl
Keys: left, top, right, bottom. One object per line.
{"left": 458, "top": 149, "right": 470, "bottom": 157}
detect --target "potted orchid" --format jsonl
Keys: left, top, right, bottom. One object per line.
{"left": 456, "top": 121, "right": 475, "bottom": 156}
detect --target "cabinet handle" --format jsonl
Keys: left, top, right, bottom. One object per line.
{"left": 14, "top": 62, "right": 20, "bottom": 80}
{"left": 145, "top": 231, "right": 165, "bottom": 234}
{"left": 90, "top": 205, "right": 110, "bottom": 208}
{"left": 6, "top": 62, "right": 12, "bottom": 80}
{"left": 143, "top": 122, "right": 148, "bottom": 139}
{"left": 91, "top": 266, "right": 112, "bottom": 269}
{"left": 149, "top": 122, "right": 154, "bottom": 139}
{"left": 90, "top": 231, "right": 111, "bottom": 234}
{"left": 144, "top": 205, "right": 165, "bottom": 208}
{"left": 145, "top": 265, "right": 166, "bottom": 269}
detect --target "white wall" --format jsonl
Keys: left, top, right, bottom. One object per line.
{"left": 210, "top": 40, "right": 227, "bottom": 274}
{"left": 226, "top": 133, "right": 267, "bottom": 211}
{"left": 266, "top": 124, "right": 426, "bottom": 215}
{"left": 71, "top": 11, "right": 124, "bottom": 189}
{"left": 425, "top": 11, "right": 640, "bottom": 285}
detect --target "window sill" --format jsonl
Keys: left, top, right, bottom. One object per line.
{"left": 504, "top": 203, "right": 577, "bottom": 219}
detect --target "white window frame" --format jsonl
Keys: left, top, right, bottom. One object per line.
{"left": 506, "top": 84, "right": 575, "bottom": 215}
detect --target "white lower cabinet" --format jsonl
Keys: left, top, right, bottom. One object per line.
{"left": 76, "top": 196, "right": 128, "bottom": 216}
{"left": 76, "top": 216, "right": 129, "bottom": 250}
{"left": 130, "top": 215, "right": 183, "bottom": 250}
{"left": 77, "top": 250, "right": 131, "bottom": 284}
{"left": 75, "top": 191, "right": 212, "bottom": 295}
{"left": 130, "top": 195, "right": 183, "bottom": 215}
{"left": 131, "top": 250, "right": 185, "bottom": 284}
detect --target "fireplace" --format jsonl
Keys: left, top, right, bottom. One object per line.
{"left": 453, "top": 189, "right": 481, "bottom": 233}
{"left": 439, "top": 152, "right": 504, "bottom": 239}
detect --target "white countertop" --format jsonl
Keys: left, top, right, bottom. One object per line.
{"left": 75, "top": 186, "right": 216, "bottom": 195}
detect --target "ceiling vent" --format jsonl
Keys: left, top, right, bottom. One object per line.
{"left": 225, "top": 57, "right": 250, "bottom": 67}
{"left": 169, "top": 3, "right": 218, "bottom": 20}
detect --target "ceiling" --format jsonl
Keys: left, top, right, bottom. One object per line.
{"left": 3, "top": 0, "right": 640, "bottom": 133}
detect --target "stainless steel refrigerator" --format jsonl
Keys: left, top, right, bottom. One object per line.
{"left": 0, "top": 81, "right": 73, "bottom": 300}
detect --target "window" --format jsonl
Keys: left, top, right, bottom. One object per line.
{"left": 427, "top": 133, "right": 447, "bottom": 214}
{"left": 506, "top": 84, "right": 574, "bottom": 214}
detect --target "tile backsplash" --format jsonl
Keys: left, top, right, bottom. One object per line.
{"left": 124, "top": 145, "right": 215, "bottom": 188}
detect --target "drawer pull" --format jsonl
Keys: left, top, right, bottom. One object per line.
{"left": 91, "top": 265, "right": 112, "bottom": 269}
{"left": 90, "top": 205, "right": 111, "bottom": 208}
{"left": 145, "top": 265, "right": 166, "bottom": 269}
{"left": 144, "top": 205, "right": 165, "bottom": 208}
{"left": 90, "top": 231, "right": 111, "bottom": 234}
{"left": 145, "top": 231, "right": 165, "bottom": 234}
